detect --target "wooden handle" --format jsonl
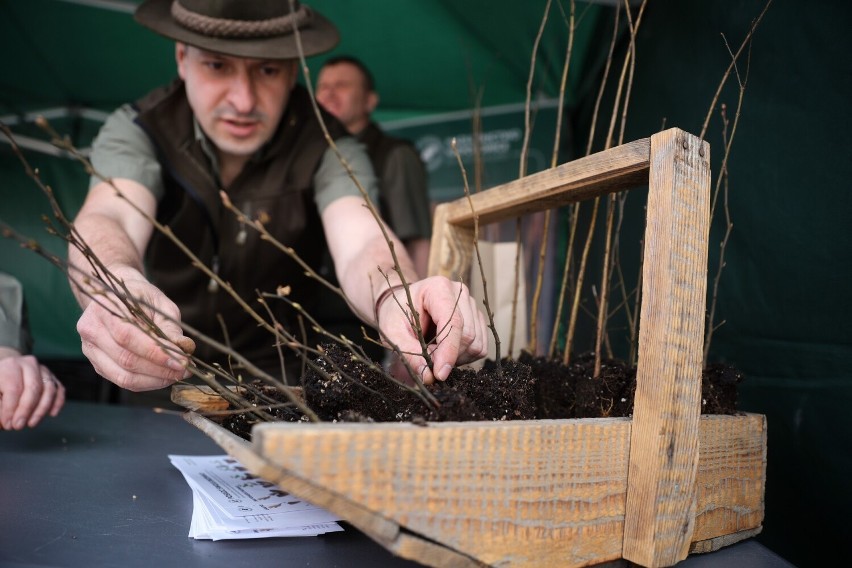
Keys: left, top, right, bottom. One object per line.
{"left": 427, "top": 136, "right": 650, "bottom": 279}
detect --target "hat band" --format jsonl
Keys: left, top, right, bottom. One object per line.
{"left": 170, "top": 0, "right": 312, "bottom": 39}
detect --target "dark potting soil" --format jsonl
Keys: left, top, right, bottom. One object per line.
{"left": 222, "top": 342, "right": 743, "bottom": 439}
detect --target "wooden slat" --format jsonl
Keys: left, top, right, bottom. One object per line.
{"left": 622, "top": 129, "right": 711, "bottom": 567}
{"left": 256, "top": 417, "right": 631, "bottom": 567}
{"left": 175, "top": 387, "right": 765, "bottom": 568}
{"left": 428, "top": 136, "right": 650, "bottom": 280}
{"left": 690, "top": 414, "right": 767, "bottom": 546}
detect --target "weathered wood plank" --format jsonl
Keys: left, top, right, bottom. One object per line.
{"left": 622, "top": 129, "right": 711, "bottom": 567}
{"left": 690, "top": 414, "right": 767, "bottom": 547}
{"left": 255, "top": 418, "right": 630, "bottom": 567}
{"left": 428, "top": 137, "right": 650, "bottom": 279}
{"left": 226, "top": 413, "right": 764, "bottom": 568}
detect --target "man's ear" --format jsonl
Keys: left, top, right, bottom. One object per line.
{"left": 367, "top": 91, "right": 379, "bottom": 114}
{"left": 175, "top": 43, "right": 188, "bottom": 80}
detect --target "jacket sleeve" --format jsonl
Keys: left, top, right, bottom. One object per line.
{"left": 0, "top": 273, "right": 31, "bottom": 354}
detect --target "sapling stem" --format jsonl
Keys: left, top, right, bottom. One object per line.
{"left": 593, "top": 0, "right": 646, "bottom": 377}
{"left": 451, "top": 139, "right": 502, "bottom": 373}
{"left": 562, "top": 3, "right": 620, "bottom": 365}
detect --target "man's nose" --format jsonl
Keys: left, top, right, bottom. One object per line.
{"left": 228, "top": 69, "right": 256, "bottom": 114}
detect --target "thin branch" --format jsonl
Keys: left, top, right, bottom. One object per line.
{"left": 452, "top": 139, "right": 502, "bottom": 372}
{"left": 594, "top": 0, "right": 646, "bottom": 377}
{"left": 699, "top": 0, "right": 772, "bottom": 140}
{"left": 531, "top": 0, "right": 576, "bottom": 355}
{"left": 562, "top": 3, "right": 621, "bottom": 365}
{"left": 704, "top": 44, "right": 751, "bottom": 364}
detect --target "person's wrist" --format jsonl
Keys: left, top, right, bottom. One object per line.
{"left": 0, "top": 346, "right": 22, "bottom": 360}
{"left": 373, "top": 284, "right": 406, "bottom": 326}
{"left": 108, "top": 264, "right": 146, "bottom": 282}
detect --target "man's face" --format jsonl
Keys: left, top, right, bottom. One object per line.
{"left": 315, "top": 62, "right": 377, "bottom": 134}
{"left": 176, "top": 44, "right": 297, "bottom": 159}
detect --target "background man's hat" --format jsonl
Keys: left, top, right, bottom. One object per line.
{"left": 134, "top": 0, "right": 339, "bottom": 59}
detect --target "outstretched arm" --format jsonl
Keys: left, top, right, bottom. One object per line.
{"left": 69, "top": 179, "right": 192, "bottom": 391}
{"left": 322, "top": 196, "right": 487, "bottom": 383}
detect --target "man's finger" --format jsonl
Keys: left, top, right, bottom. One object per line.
{"left": 84, "top": 340, "right": 180, "bottom": 392}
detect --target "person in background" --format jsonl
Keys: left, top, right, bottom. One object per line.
{"left": 68, "top": 0, "right": 488, "bottom": 393}
{"left": 316, "top": 55, "right": 432, "bottom": 277}
{"left": 314, "top": 56, "right": 432, "bottom": 362}
{"left": 0, "top": 272, "right": 65, "bottom": 430}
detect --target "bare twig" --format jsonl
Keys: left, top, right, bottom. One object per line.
{"left": 704, "top": 43, "right": 751, "bottom": 364}
{"left": 519, "top": 0, "right": 552, "bottom": 180}
{"left": 508, "top": 217, "right": 523, "bottom": 357}
{"left": 530, "top": 0, "right": 576, "bottom": 356}
{"left": 451, "top": 139, "right": 502, "bottom": 372}
{"left": 562, "top": 4, "right": 621, "bottom": 366}
{"left": 508, "top": 0, "right": 552, "bottom": 356}
{"left": 699, "top": 0, "right": 772, "bottom": 140}
{"left": 593, "top": 0, "right": 646, "bottom": 377}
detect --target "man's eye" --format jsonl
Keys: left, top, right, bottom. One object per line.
{"left": 260, "top": 66, "right": 281, "bottom": 77}
{"left": 205, "top": 61, "right": 224, "bottom": 71}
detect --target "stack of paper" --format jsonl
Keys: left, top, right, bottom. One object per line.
{"left": 169, "top": 454, "right": 343, "bottom": 540}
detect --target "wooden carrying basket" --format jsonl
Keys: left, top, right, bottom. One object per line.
{"left": 173, "top": 128, "right": 766, "bottom": 568}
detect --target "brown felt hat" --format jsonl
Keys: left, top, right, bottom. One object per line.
{"left": 134, "top": 0, "right": 339, "bottom": 59}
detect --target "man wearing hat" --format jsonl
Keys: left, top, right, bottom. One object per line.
{"left": 68, "top": 0, "right": 488, "bottom": 392}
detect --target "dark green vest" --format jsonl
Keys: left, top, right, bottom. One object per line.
{"left": 134, "top": 81, "right": 346, "bottom": 380}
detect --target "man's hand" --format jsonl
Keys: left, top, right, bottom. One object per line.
{"left": 375, "top": 276, "right": 488, "bottom": 384}
{"left": 76, "top": 269, "right": 194, "bottom": 391}
{"left": 0, "top": 350, "right": 65, "bottom": 430}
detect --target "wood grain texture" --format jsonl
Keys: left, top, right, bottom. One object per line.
{"left": 690, "top": 414, "right": 767, "bottom": 545}
{"left": 622, "top": 129, "right": 711, "bottom": 567}
{"left": 232, "top": 414, "right": 761, "bottom": 567}
{"left": 254, "top": 418, "right": 631, "bottom": 567}
{"left": 174, "top": 397, "right": 765, "bottom": 567}
{"left": 427, "top": 137, "right": 650, "bottom": 280}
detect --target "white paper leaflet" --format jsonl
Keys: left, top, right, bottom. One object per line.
{"left": 169, "top": 454, "right": 343, "bottom": 540}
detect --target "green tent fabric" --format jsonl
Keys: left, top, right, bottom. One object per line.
{"left": 1, "top": 1, "right": 850, "bottom": 565}
{"left": 575, "top": 2, "right": 852, "bottom": 565}
{"left": 0, "top": 0, "right": 602, "bottom": 118}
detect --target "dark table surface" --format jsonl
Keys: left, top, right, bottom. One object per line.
{"left": 0, "top": 401, "right": 795, "bottom": 568}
